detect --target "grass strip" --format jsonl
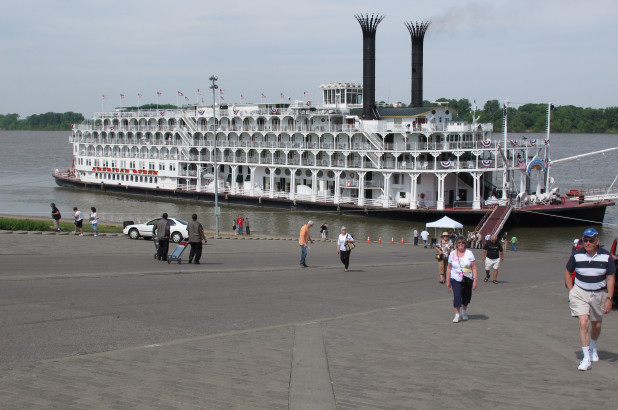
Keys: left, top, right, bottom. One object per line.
{"left": 0, "top": 217, "right": 123, "bottom": 233}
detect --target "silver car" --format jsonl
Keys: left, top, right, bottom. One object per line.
{"left": 123, "top": 217, "right": 188, "bottom": 243}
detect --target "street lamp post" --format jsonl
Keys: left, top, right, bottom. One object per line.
{"left": 209, "top": 75, "right": 221, "bottom": 237}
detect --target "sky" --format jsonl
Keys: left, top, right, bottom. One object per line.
{"left": 1, "top": 0, "right": 617, "bottom": 118}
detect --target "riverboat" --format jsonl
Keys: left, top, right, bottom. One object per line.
{"left": 53, "top": 15, "right": 614, "bottom": 226}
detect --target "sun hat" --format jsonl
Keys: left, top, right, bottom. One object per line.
{"left": 582, "top": 227, "right": 599, "bottom": 237}
{"left": 441, "top": 232, "right": 449, "bottom": 237}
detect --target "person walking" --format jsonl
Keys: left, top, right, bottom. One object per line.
{"left": 153, "top": 213, "right": 171, "bottom": 261}
{"left": 435, "top": 232, "right": 453, "bottom": 284}
{"left": 482, "top": 235, "right": 504, "bottom": 283}
{"left": 50, "top": 203, "right": 61, "bottom": 231}
{"left": 187, "top": 213, "right": 207, "bottom": 264}
{"left": 420, "top": 228, "right": 429, "bottom": 248}
{"left": 413, "top": 228, "right": 419, "bottom": 246}
{"left": 298, "top": 220, "right": 314, "bottom": 268}
{"left": 511, "top": 235, "right": 519, "bottom": 251}
{"left": 89, "top": 207, "right": 99, "bottom": 237}
{"left": 336, "top": 226, "right": 354, "bottom": 272}
{"left": 564, "top": 228, "right": 615, "bottom": 371}
{"left": 236, "top": 215, "right": 244, "bottom": 235}
{"left": 320, "top": 222, "right": 329, "bottom": 240}
{"left": 233, "top": 219, "right": 237, "bottom": 235}
{"left": 72, "top": 206, "right": 84, "bottom": 236}
{"left": 245, "top": 217, "right": 251, "bottom": 235}
{"left": 446, "top": 237, "right": 478, "bottom": 323}
{"left": 501, "top": 231, "right": 508, "bottom": 250}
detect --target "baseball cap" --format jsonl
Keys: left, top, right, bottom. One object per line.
{"left": 582, "top": 228, "right": 599, "bottom": 237}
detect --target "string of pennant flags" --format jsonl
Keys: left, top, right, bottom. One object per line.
{"left": 101, "top": 90, "right": 311, "bottom": 105}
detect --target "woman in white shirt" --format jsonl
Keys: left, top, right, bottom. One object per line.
{"left": 446, "top": 237, "right": 478, "bottom": 323}
{"left": 336, "top": 226, "right": 354, "bottom": 272}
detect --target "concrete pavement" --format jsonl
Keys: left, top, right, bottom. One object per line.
{"left": 1, "top": 231, "right": 617, "bottom": 409}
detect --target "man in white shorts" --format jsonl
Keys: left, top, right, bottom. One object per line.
{"left": 482, "top": 235, "right": 504, "bottom": 283}
{"left": 564, "top": 228, "right": 615, "bottom": 371}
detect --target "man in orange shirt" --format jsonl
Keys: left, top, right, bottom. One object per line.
{"left": 299, "top": 220, "right": 314, "bottom": 268}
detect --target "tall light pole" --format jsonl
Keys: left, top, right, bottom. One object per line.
{"left": 209, "top": 75, "right": 220, "bottom": 237}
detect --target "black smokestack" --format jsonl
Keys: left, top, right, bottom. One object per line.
{"left": 355, "top": 13, "right": 384, "bottom": 120}
{"left": 404, "top": 21, "right": 430, "bottom": 107}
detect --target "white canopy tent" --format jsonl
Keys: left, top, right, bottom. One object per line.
{"left": 425, "top": 216, "right": 464, "bottom": 238}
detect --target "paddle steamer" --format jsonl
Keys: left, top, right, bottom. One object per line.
{"left": 54, "top": 15, "right": 613, "bottom": 226}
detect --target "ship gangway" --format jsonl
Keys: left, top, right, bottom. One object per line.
{"left": 477, "top": 204, "right": 513, "bottom": 242}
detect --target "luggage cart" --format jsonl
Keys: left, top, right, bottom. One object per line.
{"left": 168, "top": 241, "right": 189, "bottom": 264}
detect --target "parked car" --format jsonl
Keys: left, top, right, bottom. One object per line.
{"left": 123, "top": 217, "right": 188, "bottom": 243}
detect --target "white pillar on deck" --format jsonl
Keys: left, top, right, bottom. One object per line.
{"left": 382, "top": 172, "right": 392, "bottom": 208}
{"left": 472, "top": 172, "right": 482, "bottom": 210}
{"left": 289, "top": 168, "right": 297, "bottom": 200}
{"left": 436, "top": 173, "right": 447, "bottom": 210}
{"left": 409, "top": 173, "right": 420, "bottom": 209}
{"left": 357, "top": 171, "right": 366, "bottom": 206}
{"left": 230, "top": 165, "right": 238, "bottom": 194}
{"left": 269, "top": 167, "right": 276, "bottom": 198}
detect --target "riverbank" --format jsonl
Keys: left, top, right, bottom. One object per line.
{"left": 1, "top": 233, "right": 618, "bottom": 408}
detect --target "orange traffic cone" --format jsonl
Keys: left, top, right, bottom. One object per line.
{"left": 378, "top": 237, "right": 382, "bottom": 244}
{"left": 401, "top": 237, "right": 405, "bottom": 244}
{"left": 391, "top": 237, "right": 394, "bottom": 244}
{"left": 367, "top": 236, "right": 370, "bottom": 243}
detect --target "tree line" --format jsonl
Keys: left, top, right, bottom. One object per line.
{"left": 419, "top": 99, "right": 618, "bottom": 134}
{"left": 2, "top": 101, "right": 618, "bottom": 133}
{"left": 0, "top": 112, "right": 85, "bottom": 131}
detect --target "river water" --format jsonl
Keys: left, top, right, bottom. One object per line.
{"left": 1, "top": 131, "right": 616, "bottom": 252}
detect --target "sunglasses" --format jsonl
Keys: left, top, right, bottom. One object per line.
{"left": 582, "top": 237, "right": 597, "bottom": 244}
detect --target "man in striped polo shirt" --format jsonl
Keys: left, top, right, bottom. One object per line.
{"left": 565, "top": 228, "right": 616, "bottom": 371}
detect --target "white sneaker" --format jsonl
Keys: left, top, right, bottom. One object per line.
{"left": 461, "top": 311, "right": 469, "bottom": 321}
{"left": 578, "top": 358, "right": 591, "bottom": 371}
{"left": 79, "top": 233, "right": 84, "bottom": 236}
{"left": 591, "top": 348, "right": 599, "bottom": 362}
{"left": 452, "top": 314, "right": 461, "bottom": 323}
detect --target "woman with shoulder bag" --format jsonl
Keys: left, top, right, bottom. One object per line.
{"left": 446, "top": 237, "right": 478, "bottom": 323}
{"left": 435, "top": 232, "right": 452, "bottom": 284}
{"left": 337, "top": 226, "right": 354, "bottom": 272}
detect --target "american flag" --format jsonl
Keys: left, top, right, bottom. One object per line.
{"left": 280, "top": 93, "right": 284, "bottom": 98}
{"left": 157, "top": 91, "right": 162, "bottom": 97}
{"left": 240, "top": 94, "right": 244, "bottom": 100}
{"left": 220, "top": 95, "right": 224, "bottom": 101}
{"left": 261, "top": 93, "right": 266, "bottom": 98}
{"left": 220, "top": 89, "right": 225, "bottom": 95}
{"left": 184, "top": 96, "right": 189, "bottom": 102}
{"left": 303, "top": 91, "right": 309, "bottom": 97}
{"left": 177, "top": 91, "right": 184, "bottom": 96}
{"left": 138, "top": 93, "right": 142, "bottom": 98}
{"left": 120, "top": 94, "right": 125, "bottom": 99}
{"left": 197, "top": 89, "right": 202, "bottom": 95}
{"left": 101, "top": 94, "right": 106, "bottom": 100}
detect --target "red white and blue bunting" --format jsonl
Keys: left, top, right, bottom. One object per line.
{"left": 197, "top": 109, "right": 206, "bottom": 115}
{"left": 440, "top": 161, "right": 454, "bottom": 169}
{"left": 481, "top": 159, "right": 493, "bottom": 167}
{"left": 509, "top": 139, "right": 518, "bottom": 147}
{"left": 529, "top": 139, "right": 537, "bottom": 146}
{"left": 479, "top": 139, "right": 492, "bottom": 148}
{"left": 270, "top": 107, "right": 279, "bottom": 114}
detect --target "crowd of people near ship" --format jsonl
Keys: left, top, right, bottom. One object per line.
{"left": 47, "top": 201, "right": 618, "bottom": 372}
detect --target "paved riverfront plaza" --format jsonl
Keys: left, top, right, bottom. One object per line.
{"left": 1, "top": 231, "right": 617, "bottom": 408}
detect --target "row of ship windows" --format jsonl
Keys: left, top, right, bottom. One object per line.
{"left": 94, "top": 172, "right": 158, "bottom": 184}
{"left": 77, "top": 158, "right": 176, "bottom": 171}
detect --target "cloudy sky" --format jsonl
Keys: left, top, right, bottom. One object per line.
{"left": 1, "top": 0, "right": 617, "bottom": 117}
